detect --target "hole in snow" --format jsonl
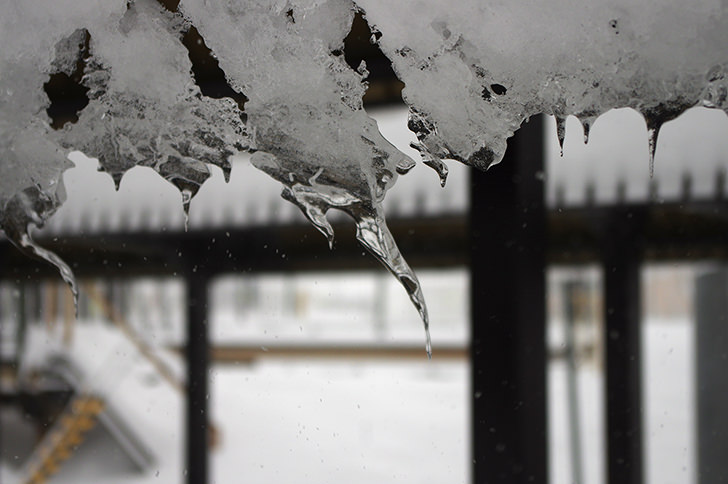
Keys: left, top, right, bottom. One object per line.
{"left": 490, "top": 83, "right": 507, "bottom": 96}
{"left": 155, "top": 0, "right": 179, "bottom": 12}
{"left": 182, "top": 26, "right": 249, "bottom": 116}
{"left": 44, "top": 29, "right": 91, "bottom": 130}
{"left": 343, "top": 11, "right": 404, "bottom": 106}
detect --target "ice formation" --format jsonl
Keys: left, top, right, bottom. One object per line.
{"left": 1, "top": 0, "right": 727, "bottom": 354}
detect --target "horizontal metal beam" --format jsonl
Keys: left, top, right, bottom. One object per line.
{"left": 2, "top": 199, "right": 728, "bottom": 280}
{"left": 172, "top": 344, "right": 468, "bottom": 363}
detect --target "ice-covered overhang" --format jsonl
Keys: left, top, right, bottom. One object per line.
{"left": 1, "top": 0, "right": 727, "bottom": 355}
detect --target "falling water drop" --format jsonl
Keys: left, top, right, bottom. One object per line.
{"left": 555, "top": 115, "right": 566, "bottom": 156}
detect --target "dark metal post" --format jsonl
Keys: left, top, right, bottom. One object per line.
{"left": 563, "top": 281, "right": 585, "bottom": 484}
{"left": 602, "top": 209, "right": 643, "bottom": 484}
{"left": 696, "top": 269, "right": 728, "bottom": 484}
{"left": 186, "top": 271, "right": 209, "bottom": 484}
{"left": 470, "top": 115, "right": 547, "bottom": 483}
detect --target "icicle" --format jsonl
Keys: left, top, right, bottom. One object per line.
{"left": 111, "top": 171, "right": 124, "bottom": 191}
{"left": 641, "top": 104, "right": 689, "bottom": 178}
{"left": 0, "top": 187, "right": 78, "bottom": 312}
{"left": 395, "top": 157, "right": 416, "bottom": 175}
{"left": 646, "top": 124, "right": 660, "bottom": 178}
{"left": 181, "top": 188, "right": 192, "bottom": 231}
{"left": 410, "top": 142, "right": 448, "bottom": 186}
{"left": 349, "top": 203, "right": 431, "bottom": 358}
{"left": 159, "top": 158, "right": 211, "bottom": 231}
{"left": 423, "top": 155, "right": 449, "bottom": 187}
{"left": 280, "top": 186, "right": 336, "bottom": 249}
{"left": 221, "top": 159, "right": 232, "bottom": 183}
{"left": 555, "top": 115, "right": 566, "bottom": 156}
{"left": 252, "top": 150, "right": 431, "bottom": 356}
{"left": 162, "top": 178, "right": 200, "bottom": 232}
{"left": 17, "top": 232, "right": 78, "bottom": 309}
{"left": 579, "top": 116, "right": 594, "bottom": 144}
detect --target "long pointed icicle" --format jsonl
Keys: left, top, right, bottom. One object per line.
{"left": 555, "top": 115, "right": 566, "bottom": 156}
{"left": 0, "top": 187, "right": 79, "bottom": 312}
{"left": 350, "top": 203, "right": 431, "bottom": 358}
{"left": 647, "top": 126, "right": 659, "bottom": 178}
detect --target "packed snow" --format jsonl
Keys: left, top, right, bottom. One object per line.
{"left": 2, "top": 0, "right": 727, "bottom": 343}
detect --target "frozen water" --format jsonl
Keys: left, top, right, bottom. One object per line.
{"left": 358, "top": 0, "right": 728, "bottom": 172}
{"left": 1, "top": 0, "right": 728, "bottom": 349}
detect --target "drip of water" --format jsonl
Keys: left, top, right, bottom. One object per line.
{"left": 555, "top": 115, "right": 566, "bottom": 156}
{"left": 349, "top": 203, "right": 431, "bottom": 358}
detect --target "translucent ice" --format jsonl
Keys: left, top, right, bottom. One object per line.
{"left": 2, "top": 0, "right": 728, "bottom": 353}
{"left": 358, "top": 0, "right": 728, "bottom": 173}
{"left": 180, "top": 0, "right": 430, "bottom": 354}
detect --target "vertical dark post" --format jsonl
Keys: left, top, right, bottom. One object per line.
{"left": 186, "top": 272, "right": 209, "bottom": 484}
{"left": 602, "top": 209, "right": 643, "bottom": 484}
{"left": 696, "top": 269, "right": 728, "bottom": 484}
{"left": 470, "top": 115, "right": 547, "bottom": 483}
{"left": 564, "top": 281, "right": 585, "bottom": 484}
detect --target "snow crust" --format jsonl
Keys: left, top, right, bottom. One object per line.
{"left": 1, "top": 0, "right": 727, "bottom": 349}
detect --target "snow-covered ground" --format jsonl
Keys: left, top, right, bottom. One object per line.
{"left": 1, "top": 317, "right": 698, "bottom": 484}
{"left": 549, "top": 318, "right": 695, "bottom": 484}
{"left": 211, "top": 360, "right": 469, "bottom": 484}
